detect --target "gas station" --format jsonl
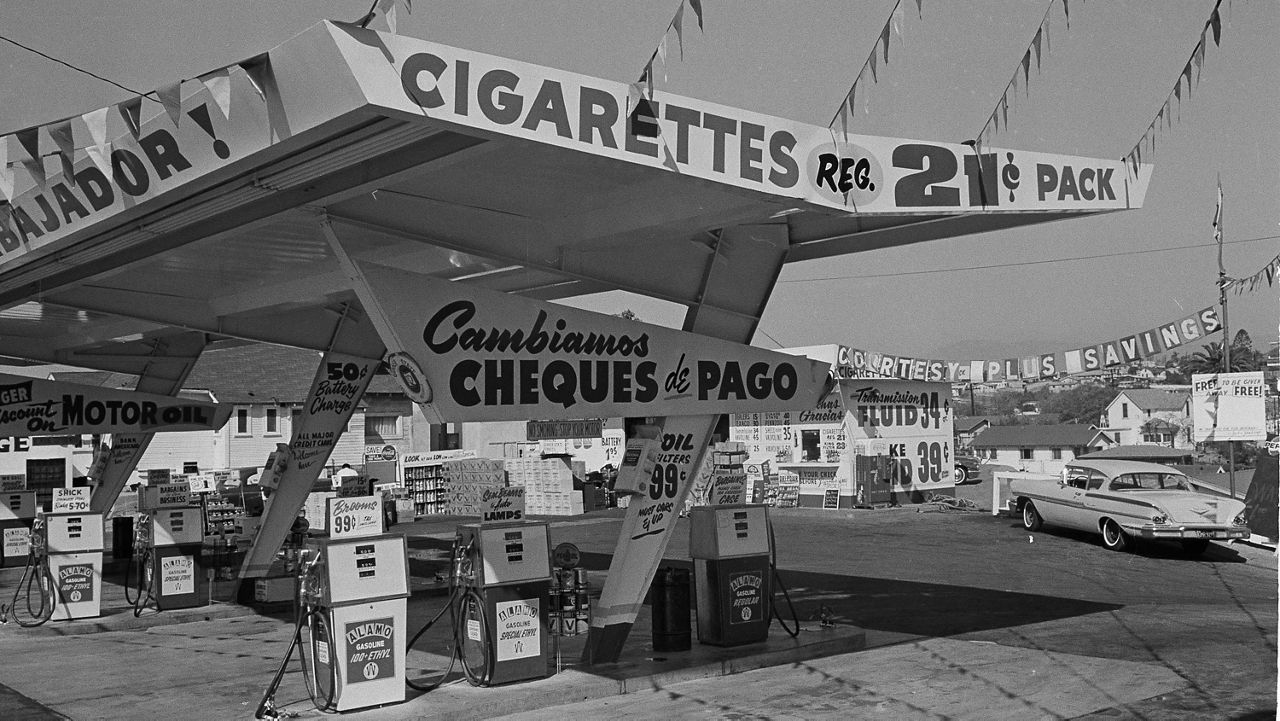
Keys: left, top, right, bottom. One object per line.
{"left": 0, "top": 19, "right": 1148, "bottom": 715}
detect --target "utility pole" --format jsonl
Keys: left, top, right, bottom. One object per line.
{"left": 1215, "top": 180, "right": 1236, "bottom": 499}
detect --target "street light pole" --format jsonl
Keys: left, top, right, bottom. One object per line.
{"left": 1216, "top": 181, "right": 1236, "bottom": 499}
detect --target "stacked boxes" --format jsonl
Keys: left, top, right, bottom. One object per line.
{"left": 442, "top": 459, "right": 507, "bottom": 515}
{"left": 504, "top": 458, "right": 584, "bottom": 516}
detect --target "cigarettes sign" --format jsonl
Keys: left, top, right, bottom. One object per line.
{"left": 352, "top": 260, "right": 832, "bottom": 422}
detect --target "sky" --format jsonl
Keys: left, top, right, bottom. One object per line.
{"left": 0, "top": 0, "right": 1275, "bottom": 363}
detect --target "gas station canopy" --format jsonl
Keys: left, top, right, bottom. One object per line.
{"left": 0, "top": 20, "right": 1149, "bottom": 373}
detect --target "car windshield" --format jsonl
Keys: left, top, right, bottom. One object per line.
{"left": 1109, "top": 472, "right": 1192, "bottom": 491}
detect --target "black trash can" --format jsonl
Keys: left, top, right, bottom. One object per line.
{"left": 650, "top": 566, "right": 691, "bottom": 652}
{"left": 112, "top": 515, "right": 133, "bottom": 561}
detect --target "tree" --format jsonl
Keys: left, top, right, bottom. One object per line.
{"left": 1183, "top": 341, "right": 1256, "bottom": 374}
{"left": 1039, "top": 384, "right": 1116, "bottom": 425}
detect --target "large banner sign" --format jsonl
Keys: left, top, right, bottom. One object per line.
{"left": 354, "top": 260, "right": 832, "bottom": 422}
{"left": 842, "top": 379, "right": 956, "bottom": 494}
{"left": 353, "top": 28, "right": 1148, "bottom": 216}
{"left": 1191, "top": 372, "right": 1267, "bottom": 442}
{"left": 0, "top": 373, "right": 230, "bottom": 436}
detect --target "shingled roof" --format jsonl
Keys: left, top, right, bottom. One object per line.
{"left": 1114, "top": 389, "right": 1189, "bottom": 411}
{"left": 51, "top": 344, "right": 403, "bottom": 404}
{"left": 971, "top": 423, "right": 1111, "bottom": 448}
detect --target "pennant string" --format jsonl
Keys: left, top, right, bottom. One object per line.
{"left": 1122, "top": 0, "right": 1225, "bottom": 169}
{"left": 827, "top": 0, "right": 913, "bottom": 130}
{"left": 972, "top": 0, "right": 1063, "bottom": 148}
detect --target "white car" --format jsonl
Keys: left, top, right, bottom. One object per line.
{"left": 1008, "top": 459, "right": 1249, "bottom": 555}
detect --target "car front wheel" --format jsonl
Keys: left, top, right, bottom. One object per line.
{"left": 1101, "top": 519, "right": 1129, "bottom": 551}
{"left": 955, "top": 465, "right": 969, "bottom": 484}
{"left": 1022, "top": 501, "right": 1043, "bottom": 531}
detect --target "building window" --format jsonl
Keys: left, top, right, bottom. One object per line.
{"left": 1121, "top": 403, "right": 1129, "bottom": 418}
{"left": 365, "top": 415, "right": 401, "bottom": 442}
{"left": 1052, "top": 448, "right": 1063, "bottom": 459}
{"left": 1020, "top": 448, "right": 1033, "bottom": 460}
{"left": 266, "top": 408, "right": 279, "bottom": 435}
{"left": 800, "top": 430, "right": 821, "bottom": 461}
{"left": 236, "top": 408, "right": 250, "bottom": 435}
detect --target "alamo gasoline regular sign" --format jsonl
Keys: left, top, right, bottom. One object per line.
{"left": 354, "top": 260, "right": 832, "bottom": 422}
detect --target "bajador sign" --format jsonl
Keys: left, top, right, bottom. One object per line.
{"left": 0, "top": 373, "right": 231, "bottom": 436}
{"left": 352, "top": 260, "right": 832, "bottom": 422}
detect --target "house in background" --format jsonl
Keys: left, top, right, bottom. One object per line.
{"left": 52, "top": 344, "right": 428, "bottom": 484}
{"left": 971, "top": 424, "right": 1115, "bottom": 474}
{"left": 1100, "top": 389, "right": 1191, "bottom": 448}
{"left": 953, "top": 416, "right": 1000, "bottom": 449}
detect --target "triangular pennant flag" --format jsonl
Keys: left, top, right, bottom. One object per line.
{"left": 22, "top": 157, "right": 45, "bottom": 187}
{"left": 1174, "top": 79, "right": 1182, "bottom": 106}
{"left": 49, "top": 121, "right": 75, "bottom": 177}
{"left": 157, "top": 81, "right": 182, "bottom": 127}
{"left": 1063, "top": 0, "right": 1070, "bottom": 29}
{"left": 892, "top": 4, "right": 904, "bottom": 37}
{"left": 1182, "top": 63, "right": 1193, "bottom": 98}
{"left": 83, "top": 107, "right": 109, "bottom": 150}
{"left": 198, "top": 68, "right": 232, "bottom": 120}
{"left": 85, "top": 144, "right": 111, "bottom": 177}
{"left": 1011, "top": 72, "right": 1019, "bottom": 94}
{"left": 993, "top": 106, "right": 1000, "bottom": 132}
{"left": 241, "top": 56, "right": 271, "bottom": 100}
{"left": 1001, "top": 95, "right": 1009, "bottom": 128}
{"left": 1194, "top": 42, "right": 1205, "bottom": 80}
{"left": 645, "top": 58, "right": 654, "bottom": 97}
{"left": 838, "top": 101, "right": 848, "bottom": 138}
{"left": 880, "top": 24, "right": 891, "bottom": 63}
{"left": 15, "top": 128, "right": 40, "bottom": 163}
{"left": 869, "top": 50, "right": 878, "bottom": 82}
{"left": 1021, "top": 51, "right": 1031, "bottom": 93}
{"left": 1209, "top": 8, "right": 1222, "bottom": 45}
{"left": 1267, "top": 265, "right": 1275, "bottom": 286}
{"left": 1033, "top": 28, "right": 1043, "bottom": 69}
{"left": 657, "top": 34, "right": 668, "bottom": 67}
{"left": 1043, "top": 16, "right": 1051, "bottom": 53}
{"left": 661, "top": 140, "right": 679, "bottom": 172}
{"left": 119, "top": 96, "right": 143, "bottom": 137}
{"left": 847, "top": 84, "right": 857, "bottom": 119}
{"left": 688, "top": 0, "right": 704, "bottom": 31}
{"left": 673, "top": 5, "right": 685, "bottom": 60}
{"left": 0, "top": 142, "right": 10, "bottom": 201}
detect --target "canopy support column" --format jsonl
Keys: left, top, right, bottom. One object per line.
{"left": 583, "top": 223, "right": 790, "bottom": 663}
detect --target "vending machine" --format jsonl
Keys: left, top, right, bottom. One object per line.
{"left": 453, "top": 521, "right": 553, "bottom": 686}
{"left": 0, "top": 491, "right": 37, "bottom": 567}
{"left": 688, "top": 504, "right": 772, "bottom": 646}
{"left": 299, "top": 531, "right": 410, "bottom": 712}
{"left": 43, "top": 510, "right": 105, "bottom": 621}
{"left": 137, "top": 507, "right": 207, "bottom": 610}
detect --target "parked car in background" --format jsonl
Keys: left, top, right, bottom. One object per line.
{"left": 1008, "top": 459, "right": 1249, "bottom": 555}
{"left": 954, "top": 450, "right": 983, "bottom": 484}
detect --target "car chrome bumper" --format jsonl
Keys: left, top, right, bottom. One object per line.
{"left": 1132, "top": 525, "right": 1252, "bottom": 540}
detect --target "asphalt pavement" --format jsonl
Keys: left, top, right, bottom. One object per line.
{"left": 0, "top": 469, "right": 1274, "bottom": 720}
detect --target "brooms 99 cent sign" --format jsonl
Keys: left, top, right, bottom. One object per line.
{"left": 353, "top": 260, "right": 832, "bottom": 422}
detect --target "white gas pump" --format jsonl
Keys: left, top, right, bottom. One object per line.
{"left": 0, "top": 491, "right": 37, "bottom": 567}
{"left": 256, "top": 497, "right": 409, "bottom": 718}
{"left": 127, "top": 507, "right": 206, "bottom": 614}
{"left": 688, "top": 504, "right": 776, "bottom": 646}
{"left": 452, "top": 521, "right": 553, "bottom": 686}
{"left": 42, "top": 510, "right": 106, "bottom": 621}
{"left": 0, "top": 515, "right": 54, "bottom": 626}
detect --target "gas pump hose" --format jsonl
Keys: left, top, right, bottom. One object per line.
{"left": 457, "top": 587, "right": 495, "bottom": 687}
{"left": 767, "top": 519, "right": 801, "bottom": 639}
{"left": 404, "top": 584, "right": 463, "bottom": 693}
{"left": 255, "top": 591, "right": 337, "bottom": 717}
{"left": 130, "top": 549, "right": 156, "bottom": 617}
{"left": 1, "top": 545, "right": 56, "bottom": 627}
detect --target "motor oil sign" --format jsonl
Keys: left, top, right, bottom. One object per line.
{"left": 0, "top": 373, "right": 231, "bottom": 436}
{"left": 349, "top": 260, "right": 832, "bottom": 423}
{"left": 345, "top": 618, "right": 395, "bottom": 683}
{"left": 57, "top": 563, "right": 95, "bottom": 603}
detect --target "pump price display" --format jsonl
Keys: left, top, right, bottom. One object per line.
{"left": 52, "top": 487, "right": 90, "bottom": 513}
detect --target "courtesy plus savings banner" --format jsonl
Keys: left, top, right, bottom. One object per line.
{"left": 353, "top": 260, "right": 832, "bottom": 422}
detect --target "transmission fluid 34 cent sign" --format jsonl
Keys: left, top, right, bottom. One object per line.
{"left": 0, "top": 373, "right": 231, "bottom": 436}
{"left": 351, "top": 260, "right": 832, "bottom": 422}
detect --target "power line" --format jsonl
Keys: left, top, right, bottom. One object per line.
{"left": 0, "top": 32, "right": 151, "bottom": 102}
{"left": 780, "top": 234, "right": 1280, "bottom": 283}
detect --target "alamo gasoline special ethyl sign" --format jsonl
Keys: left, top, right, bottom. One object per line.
{"left": 352, "top": 260, "right": 832, "bottom": 423}
{"left": 0, "top": 373, "right": 232, "bottom": 436}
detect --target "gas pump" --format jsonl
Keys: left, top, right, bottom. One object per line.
{"left": 42, "top": 510, "right": 105, "bottom": 621}
{"left": 0, "top": 491, "right": 37, "bottom": 567}
{"left": 128, "top": 507, "right": 206, "bottom": 613}
{"left": 452, "top": 521, "right": 553, "bottom": 686}
{"left": 256, "top": 496, "right": 409, "bottom": 718}
{"left": 688, "top": 504, "right": 774, "bottom": 646}
{"left": 0, "top": 516, "right": 54, "bottom": 626}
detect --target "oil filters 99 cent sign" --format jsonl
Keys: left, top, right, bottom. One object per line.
{"left": 351, "top": 260, "right": 832, "bottom": 422}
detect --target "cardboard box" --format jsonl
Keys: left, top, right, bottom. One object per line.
{"left": 254, "top": 577, "right": 295, "bottom": 603}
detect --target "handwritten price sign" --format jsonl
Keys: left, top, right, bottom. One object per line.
{"left": 52, "top": 487, "right": 91, "bottom": 513}
{"left": 327, "top": 496, "right": 383, "bottom": 538}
